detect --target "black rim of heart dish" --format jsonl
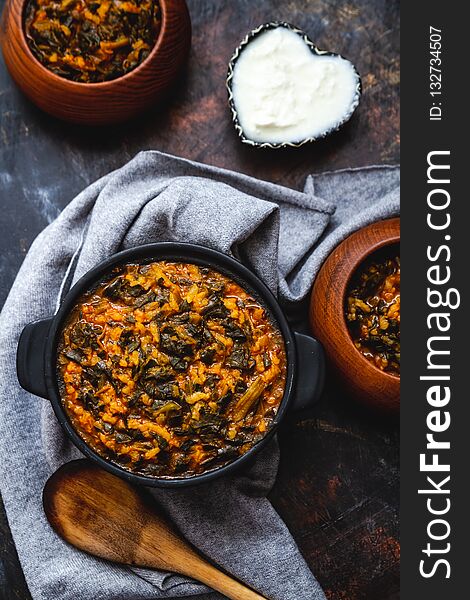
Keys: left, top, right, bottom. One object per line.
{"left": 226, "top": 21, "right": 362, "bottom": 149}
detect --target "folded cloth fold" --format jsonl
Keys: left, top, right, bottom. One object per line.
{"left": 0, "top": 151, "right": 399, "bottom": 600}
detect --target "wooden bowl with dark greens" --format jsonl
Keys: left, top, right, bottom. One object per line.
{"left": 309, "top": 218, "right": 400, "bottom": 413}
{"left": 0, "top": 0, "right": 191, "bottom": 125}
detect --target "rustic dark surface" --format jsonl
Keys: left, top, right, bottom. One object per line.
{"left": 0, "top": 0, "right": 400, "bottom": 598}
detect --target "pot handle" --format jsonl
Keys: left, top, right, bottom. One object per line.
{"left": 291, "top": 332, "right": 325, "bottom": 412}
{"left": 16, "top": 318, "right": 53, "bottom": 399}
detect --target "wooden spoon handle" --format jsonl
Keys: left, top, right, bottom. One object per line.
{"left": 173, "top": 552, "right": 268, "bottom": 600}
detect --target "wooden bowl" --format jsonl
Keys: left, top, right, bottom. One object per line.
{"left": 309, "top": 218, "right": 400, "bottom": 412}
{"left": 0, "top": 0, "right": 191, "bottom": 125}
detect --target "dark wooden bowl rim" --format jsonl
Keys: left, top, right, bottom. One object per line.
{"left": 12, "top": 0, "right": 169, "bottom": 88}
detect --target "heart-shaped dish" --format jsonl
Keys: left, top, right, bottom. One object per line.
{"left": 226, "top": 22, "right": 362, "bottom": 149}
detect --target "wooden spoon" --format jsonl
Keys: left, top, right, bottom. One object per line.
{"left": 43, "top": 460, "right": 268, "bottom": 600}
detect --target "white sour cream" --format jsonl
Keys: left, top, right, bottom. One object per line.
{"left": 231, "top": 26, "right": 360, "bottom": 144}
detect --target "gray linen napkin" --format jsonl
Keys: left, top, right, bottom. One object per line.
{"left": 0, "top": 151, "right": 399, "bottom": 600}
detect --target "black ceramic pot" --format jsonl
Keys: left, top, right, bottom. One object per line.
{"left": 17, "top": 243, "right": 324, "bottom": 487}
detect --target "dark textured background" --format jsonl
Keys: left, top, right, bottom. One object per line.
{"left": 0, "top": 0, "right": 400, "bottom": 598}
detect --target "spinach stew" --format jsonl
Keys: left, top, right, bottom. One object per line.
{"left": 57, "top": 261, "right": 287, "bottom": 478}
